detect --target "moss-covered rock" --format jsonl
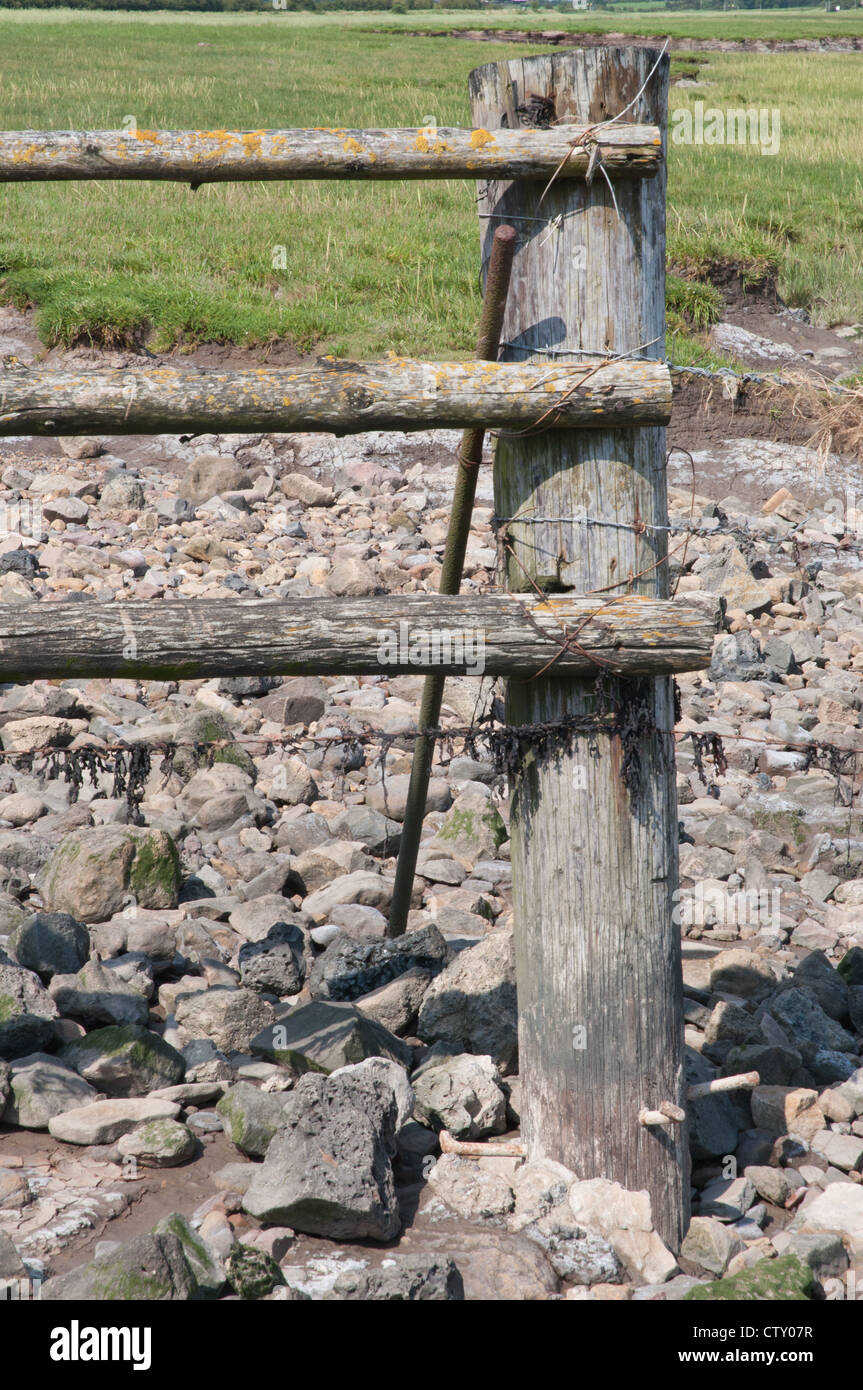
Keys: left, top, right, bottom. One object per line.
{"left": 216, "top": 1081, "right": 288, "bottom": 1159}
{"left": 41, "top": 1233, "right": 198, "bottom": 1301}
{"left": 426, "top": 788, "right": 506, "bottom": 869}
{"left": 173, "top": 711, "right": 256, "bottom": 780}
{"left": 153, "top": 1213, "right": 225, "bottom": 1299}
{"left": 61, "top": 1023, "right": 184, "bottom": 1097}
{"left": 40, "top": 825, "right": 181, "bottom": 921}
{"left": 683, "top": 1253, "right": 814, "bottom": 1301}
{"left": 225, "top": 1244, "right": 285, "bottom": 1300}
{"left": 117, "top": 1118, "right": 196, "bottom": 1168}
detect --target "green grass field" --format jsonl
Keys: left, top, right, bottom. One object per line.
{"left": 0, "top": 9, "right": 861, "bottom": 360}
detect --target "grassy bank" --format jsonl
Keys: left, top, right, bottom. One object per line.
{"left": 0, "top": 11, "right": 860, "bottom": 357}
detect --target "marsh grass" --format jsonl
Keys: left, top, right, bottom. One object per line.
{"left": 0, "top": 11, "right": 860, "bottom": 355}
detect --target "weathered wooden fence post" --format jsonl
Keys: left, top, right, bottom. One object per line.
{"left": 470, "top": 47, "right": 689, "bottom": 1251}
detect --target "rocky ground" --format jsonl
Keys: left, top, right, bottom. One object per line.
{"left": 1, "top": 305, "right": 863, "bottom": 1301}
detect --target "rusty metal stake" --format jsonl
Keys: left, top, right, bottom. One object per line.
{"left": 638, "top": 1101, "right": 686, "bottom": 1128}
{"left": 387, "top": 224, "right": 517, "bottom": 936}
{"left": 440, "top": 1130, "right": 526, "bottom": 1158}
{"left": 686, "top": 1070, "right": 760, "bottom": 1101}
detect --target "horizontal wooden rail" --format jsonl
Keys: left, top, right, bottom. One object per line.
{"left": 0, "top": 359, "right": 671, "bottom": 436}
{"left": 0, "top": 125, "right": 661, "bottom": 184}
{"left": 0, "top": 595, "right": 714, "bottom": 682}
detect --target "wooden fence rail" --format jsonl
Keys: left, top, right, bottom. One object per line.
{"left": 0, "top": 125, "right": 661, "bottom": 184}
{"left": 0, "top": 595, "right": 713, "bottom": 682}
{"left": 0, "top": 360, "right": 671, "bottom": 436}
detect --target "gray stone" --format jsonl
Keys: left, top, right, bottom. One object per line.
{"left": 7, "top": 912, "right": 90, "bottom": 981}
{"left": 175, "top": 987, "right": 274, "bottom": 1053}
{"left": 744, "top": 1165, "right": 801, "bottom": 1207}
{"left": 365, "top": 774, "right": 450, "bottom": 823}
{"left": 685, "top": 1049, "right": 739, "bottom": 1161}
{"left": 228, "top": 895, "right": 304, "bottom": 945}
{"left": 330, "top": 806, "right": 401, "bottom": 856}
{"left": 48, "top": 1097, "right": 181, "bottom": 1145}
{"left": 681, "top": 1216, "right": 745, "bottom": 1275}
{"left": 522, "top": 1218, "right": 621, "bottom": 1286}
{"left": 49, "top": 957, "right": 150, "bottom": 1028}
{"left": 117, "top": 1118, "right": 196, "bottom": 1168}
{"left": 61, "top": 1024, "right": 184, "bottom": 1097}
{"left": 328, "top": 1254, "right": 464, "bottom": 1301}
{"left": 309, "top": 923, "right": 451, "bottom": 1003}
{"left": 697, "top": 1175, "right": 756, "bottom": 1222}
{"left": 152, "top": 1212, "right": 225, "bottom": 1298}
{"left": 41, "top": 1233, "right": 197, "bottom": 1300}
{"left": 785, "top": 1231, "right": 848, "bottom": 1279}
{"left": 423, "top": 787, "right": 506, "bottom": 867}
{"left": 426, "top": 1153, "right": 515, "bottom": 1221}
{"left": 784, "top": 951, "right": 849, "bottom": 1023}
{"left": 185, "top": 455, "right": 247, "bottom": 504}
{"left": 417, "top": 929, "right": 518, "bottom": 1074}
{"left": 242, "top": 1071, "right": 401, "bottom": 1240}
{"left": 302, "top": 871, "right": 394, "bottom": 922}
{"left": 790, "top": 1183, "right": 863, "bottom": 1251}
{"left": 355, "top": 966, "right": 431, "bottom": 1035}
{"left": 259, "top": 677, "right": 327, "bottom": 727}
{"left": 216, "top": 1082, "right": 289, "bottom": 1158}
{"left": 100, "top": 474, "right": 146, "bottom": 510}
{"left": 40, "top": 825, "right": 181, "bottom": 921}
{"left": 250, "top": 998, "right": 411, "bottom": 1074}
{"left": 238, "top": 920, "right": 308, "bottom": 996}
{"left": 810, "top": 1128, "right": 863, "bottom": 1172}
{"left": 709, "top": 949, "right": 776, "bottom": 1002}
{"left": 0, "top": 1229, "right": 26, "bottom": 1281}
{"left": 768, "top": 987, "right": 856, "bottom": 1057}
{"left": 6, "top": 1053, "right": 98, "bottom": 1128}
{"left": 710, "top": 631, "right": 772, "bottom": 682}
{"left": 412, "top": 1046, "right": 507, "bottom": 1140}
{"left": 329, "top": 1056, "right": 414, "bottom": 1135}
{"left": 0, "top": 961, "right": 59, "bottom": 1060}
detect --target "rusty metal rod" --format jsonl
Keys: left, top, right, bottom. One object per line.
{"left": 686, "top": 1071, "right": 760, "bottom": 1101}
{"left": 388, "top": 224, "right": 517, "bottom": 937}
{"left": 440, "top": 1130, "right": 526, "bottom": 1158}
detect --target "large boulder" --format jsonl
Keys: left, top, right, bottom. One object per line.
{"left": 308, "top": 923, "right": 451, "bottom": 1004}
{"left": 7, "top": 912, "right": 90, "bottom": 982}
{"left": 5, "top": 1053, "right": 98, "bottom": 1129}
{"left": 417, "top": 929, "right": 518, "bottom": 1073}
{"left": 0, "top": 962, "right": 60, "bottom": 1060}
{"left": 40, "top": 826, "right": 181, "bottom": 921}
{"left": 242, "top": 1071, "right": 401, "bottom": 1240}
{"left": 767, "top": 987, "right": 856, "bottom": 1058}
{"left": 412, "top": 1046, "right": 507, "bottom": 1140}
{"left": 48, "top": 1097, "right": 181, "bottom": 1146}
{"left": 792, "top": 1183, "right": 863, "bottom": 1254}
{"left": 174, "top": 987, "right": 274, "bottom": 1053}
{"left": 60, "top": 1024, "right": 185, "bottom": 1097}
{"left": 250, "top": 999, "right": 411, "bottom": 1073}
{"left": 41, "top": 1233, "right": 197, "bottom": 1301}
{"left": 49, "top": 957, "right": 150, "bottom": 1029}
